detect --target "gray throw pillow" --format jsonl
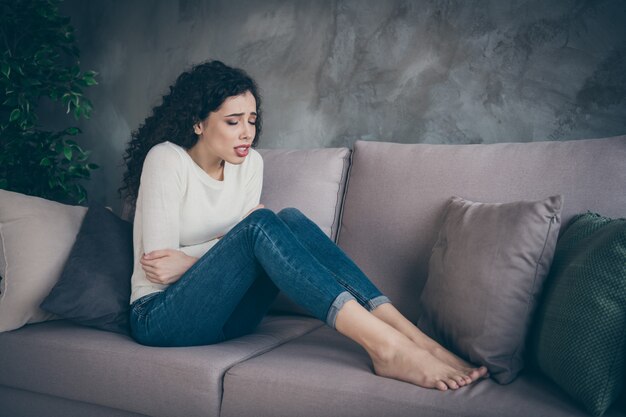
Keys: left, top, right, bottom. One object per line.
{"left": 40, "top": 204, "right": 133, "bottom": 334}
{"left": 418, "top": 195, "right": 563, "bottom": 384}
{"left": 0, "top": 190, "right": 87, "bottom": 332}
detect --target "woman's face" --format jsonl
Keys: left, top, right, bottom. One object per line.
{"left": 193, "top": 91, "right": 257, "bottom": 165}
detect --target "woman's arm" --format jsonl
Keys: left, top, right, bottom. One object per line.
{"left": 138, "top": 144, "right": 195, "bottom": 285}
{"left": 140, "top": 249, "right": 197, "bottom": 285}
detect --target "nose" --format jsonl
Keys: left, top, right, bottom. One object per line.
{"left": 241, "top": 121, "right": 254, "bottom": 141}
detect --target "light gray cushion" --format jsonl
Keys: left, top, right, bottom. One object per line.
{"left": 257, "top": 147, "right": 351, "bottom": 315}
{"left": 337, "top": 136, "right": 626, "bottom": 323}
{"left": 0, "top": 315, "right": 323, "bottom": 417}
{"left": 0, "top": 190, "right": 87, "bottom": 332}
{"left": 257, "top": 147, "right": 350, "bottom": 241}
{"left": 222, "top": 326, "right": 626, "bottom": 417}
{"left": 417, "top": 195, "right": 563, "bottom": 384}
{"left": 0, "top": 385, "right": 147, "bottom": 417}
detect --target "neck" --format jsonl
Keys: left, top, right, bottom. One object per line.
{"left": 186, "top": 146, "right": 224, "bottom": 180}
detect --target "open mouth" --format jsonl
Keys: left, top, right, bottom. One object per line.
{"left": 234, "top": 145, "right": 250, "bottom": 157}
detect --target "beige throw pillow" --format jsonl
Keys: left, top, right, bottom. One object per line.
{"left": 418, "top": 195, "right": 563, "bottom": 384}
{"left": 0, "top": 190, "right": 86, "bottom": 332}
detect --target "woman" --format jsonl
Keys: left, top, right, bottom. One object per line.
{"left": 120, "top": 60, "right": 488, "bottom": 391}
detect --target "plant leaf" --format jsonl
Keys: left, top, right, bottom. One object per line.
{"left": 1, "top": 63, "right": 10, "bottom": 78}
{"left": 9, "top": 108, "right": 21, "bottom": 122}
{"left": 63, "top": 146, "right": 72, "bottom": 160}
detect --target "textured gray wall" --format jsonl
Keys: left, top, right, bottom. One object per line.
{"left": 59, "top": 0, "right": 626, "bottom": 213}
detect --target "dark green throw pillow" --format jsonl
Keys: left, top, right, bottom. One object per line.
{"left": 531, "top": 212, "right": 626, "bottom": 416}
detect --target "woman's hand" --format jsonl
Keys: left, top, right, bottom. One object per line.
{"left": 140, "top": 249, "right": 198, "bottom": 285}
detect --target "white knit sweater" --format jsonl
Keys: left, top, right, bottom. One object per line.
{"left": 130, "top": 141, "right": 263, "bottom": 304}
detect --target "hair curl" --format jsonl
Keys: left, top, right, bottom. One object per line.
{"left": 119, "top": 60, "right": 262, "bottom": 205}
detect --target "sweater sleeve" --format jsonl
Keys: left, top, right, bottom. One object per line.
{"left": 240, "top": 150, "right": 264, "bottom": 220}
{"left": 139, "top": 144, "right": 184, "bottom": 253}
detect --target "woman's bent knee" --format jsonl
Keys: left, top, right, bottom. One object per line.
{"left": 243, "top": 208, "right": 281, "bottom": 229}
{"left": 245, "top": 207, "right": 276, "bottom": 221}
{"left": 277, "top": 207, "right": 304, "bottom": 222}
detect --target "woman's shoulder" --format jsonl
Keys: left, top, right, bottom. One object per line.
{"left": 238, "top": 148, "right": 263, "bottom": 178}
{"left": 246, "top": 148, "right": 263, "bottom": 169}
{"left": 145, "top": 141, "right": 187, "bottom": 165}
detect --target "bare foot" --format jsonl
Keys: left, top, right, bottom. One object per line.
{"left": 428, "top": 344, "right": 489, "bottom": 384}
{"left": 335, "top": 300, "right": 487, "bottom": 389}
{"left": 369, "top": 303, "right": 488, "bottom": 385}
{"left": 411, "top": 336, "right": 489, "bottom": 385}
{"left": 370, "top": 334, "right": 477, "bottom": 391}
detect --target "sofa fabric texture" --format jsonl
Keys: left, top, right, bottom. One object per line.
{"left": 531, "top": 212, "right": 626, "bottom": 416}
{"left": 0, "top": 315, "right": 323, "bottom": 417}
{"left": 337, "top": 137, "right": 626, "bottom": 323}
{"left": 40, "top": 204, "right": 134, "bottom": 335}
{"left": 0, "top": 190, "right": 87, "bottom": 332}
{"left": 0, "top": 385, "right": 149, "bottom": 417}
{"left": 221, "top": 326, "right": 624, "bottom": 417}
{"left": 418, "top": 195, "right": 563, "bottom": 384}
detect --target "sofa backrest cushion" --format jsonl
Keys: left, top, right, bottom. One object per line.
{"left": 258, "top": 147, "right": 351, "bottom": 315}
{"left": 337, "top": 136, "right": 626, "bottom": 322}
{"left": 257, "top": 148, "right": 351, "bottom": 242}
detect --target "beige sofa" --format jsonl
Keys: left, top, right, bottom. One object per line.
{"left": 1, "top": 136, "right": 625, "bottom": 417}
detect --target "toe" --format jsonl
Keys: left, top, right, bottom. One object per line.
{"left": 435, "top": 380, "right": 449, "bottom": 391}
{"left": 453, "top": 375, "right": 467, "bottom": 386}
{"left": 467, "top": 367, "right": 483, "bottom": 381}
{"left": 477, "top": 366, "right": 489, "bottom": 379}
{"left": 446, "top": 378, "right": 459, "bottom": 390}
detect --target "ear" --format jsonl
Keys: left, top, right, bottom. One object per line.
{"left": 193, "top": 122, "right": 203, "bottom": 135}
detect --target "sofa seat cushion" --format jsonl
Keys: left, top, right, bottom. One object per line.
{"left": 0, "top": 385, "right": 148, "bottom": 417}
{"left": 0, "top": 315, "right": 323, "bottom": 417}
{"left": 221, "top": 326, "right": 626, "bottom": 417}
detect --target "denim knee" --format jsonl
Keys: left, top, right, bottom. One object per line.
{"left": 239, "top": 208, "right": 287, "bottom": 242}
{"left": 243, "top": 207, "right": 278, "bottom": 226}
{"left": 277, "top": 207, "right": 303, "bottom": 221}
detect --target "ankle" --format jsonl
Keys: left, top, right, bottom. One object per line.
{"left": 369, "top": 332, "right": 406, "bottom": 364}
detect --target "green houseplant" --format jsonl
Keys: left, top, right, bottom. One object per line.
{"left": 0, "top": 0, "right": 98, "bottom": 204}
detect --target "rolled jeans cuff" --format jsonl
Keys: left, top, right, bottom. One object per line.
{"left": 366, "top": 295, "right": 391, "bottom": 311}
{"left": 326, "top": 291, "right": 357, "bottom": 329}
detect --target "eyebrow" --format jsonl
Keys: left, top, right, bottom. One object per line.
{"left": 224, "top": 112, "right": 257, "bottom": 117}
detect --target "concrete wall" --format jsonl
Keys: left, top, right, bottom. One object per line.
{"left": 60, "top": 0, "right": 626, "bottom": 213}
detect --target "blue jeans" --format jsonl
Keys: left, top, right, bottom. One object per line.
{"left": 130, "top": 208, "right": 390, "bottom": 347}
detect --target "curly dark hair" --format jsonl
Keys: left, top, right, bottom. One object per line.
{"left": 119, "top": 60, "right": 262, "bottom": 204}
